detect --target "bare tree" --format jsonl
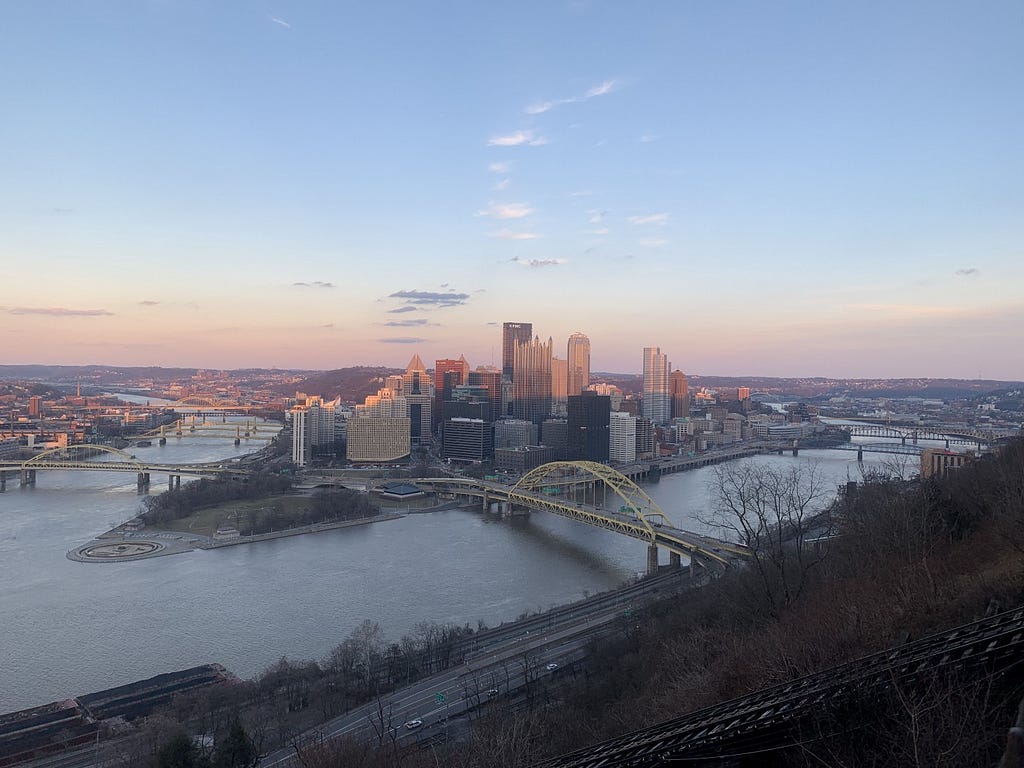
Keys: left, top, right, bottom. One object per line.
{"left": 704, "top": 460, "right": 833, "bottom": 615}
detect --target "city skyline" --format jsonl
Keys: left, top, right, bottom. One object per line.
{"left": 2, "top": 2, "right": 1022, "bottom": 379}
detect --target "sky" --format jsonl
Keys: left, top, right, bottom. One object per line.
{"left": 1, "top": 1, "right": 1022, "bottom": 379}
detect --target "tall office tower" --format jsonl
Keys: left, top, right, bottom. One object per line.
{"left": 443, "top": 418, "right": 493, "bottom": 462}
{"left": 494, "top": 419, "right": 538, "bottom": 449}
{"left": 551, "top": 357, "right": 568, "bottom": 416}
{"left": 402, "top": 354, "right": 432, "bottom": 444}
{"left": 567, "top": 391, "right": 611, "bottom": 462}
{"left": 609, "top": 411, "right": 637, "bottom": 463}
{"left": 541, "top": 418, "right": 568, "bottom": 460}
{"left": 502, "top": 322, "right": 532, "bottom": 379}
{"left": 28, "top": 396, "right": 42, "bottom": 417}
{"left": 670, "top": 370, "right": 690, "bottom": 420}
{"left": 468, "top": 366, "right": 502, "bottom": 424}
{"left": 642, "top": 347, "right": 671, "bottom": 425}
{"left": 433, "top": 356, "right": 469, "bottom": 432}
{"left": 567, "top": 332, "right": 590, "bottom": 396}
{"left": 290, "top": 405, "right": 311, "bottom": 467}
{"left": 635, "top": 417, "right": 655, "bottom": 459}
{"left": 512, "top": 335, "right": 552, "bottom": 424}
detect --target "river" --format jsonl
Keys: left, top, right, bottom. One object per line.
{"left": 1, "top": 421, "right": 894, "bottom": 713}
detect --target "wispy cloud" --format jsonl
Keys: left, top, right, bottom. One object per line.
{"left": 627, "top": 213, "right": 669, "bottom": 226}
{"left": 379, "top": 337, "right": 427, "bottom": 344}
{"left": 387, "top": 305, "right": 418, "bottom": 314}
{"left": 487, "top": 130, "right": 546, "bottom": 147}
{"left": 955, "top": 267, "right": 980, "bottom": 277}
{"left": 585, "top": 227, "right": 610, "bottom": 236}
{"left": 525, "top": 79, "right": 617, "bottom": 115}
{"left": 293, "top": 281, "right": 335, "bottom": 288}
{"left": 138, "top": 300, "right": 160, "bottom": 306}
{"left": 478, "top": 202, "right": 533, "bottom": 219}
{"left": 4, "top": 306, "right": 113, "bottom": 317}
{"left": 513, "top": 257, "right": 566, "bottom": 268}
{"left": 844, "top": 303, "right": 969, "bottom": 319}
{"left": 488, "top": 162, "right": 510, "bottom": 173}
{"left": 639, "top": 238, "right": 668, "bottom": 247}
{"left": 270, "top": 17, "right": 291, "bottom": 28}
{"left": 639, "top": 131, "right": 658, "bottom": 143}
{"left": 389, "top": 290, "right": 469, "bottom": 307}
{"left": 493, "top": 178, "right": 510, "bottom": 191}
{"left": 380, "top": 319, "right": 439, "bottom": 327}
{"left": 489, "top": 229, "right": 540, "bottom": 240}
{"left": 569, "top": 190, "right": 593, "bottom": 197}
{"left": 588, "top": 210, "right": 605, "bottom": 224}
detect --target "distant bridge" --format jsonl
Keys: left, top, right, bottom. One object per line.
{"left": 823, "top": 421, "right": 1004, "bottom": 447}
{"left": 0, "top": 444, "right": 246, "bottom": 491}
{"left": 416, "top": 461, "right": 750, "bottom": 573}
{"left": 129, "top": 417, "right": 279, "bottom": 443}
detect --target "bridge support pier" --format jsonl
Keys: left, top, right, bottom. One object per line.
{"left": 234, "top": 438, "right": 240, "bottom": 446}
{"left": 0, "top": 471, "right": 6, "bottom": 492}
{"left": 856, "top": 446, "right": 863, "bottom": 462}
{"left": 168, "top": 475, "right": 181, "bottom": 491}
{"left": 159, "top": 437, "right": 167, "bottom": 446}
{"left": 137, "top": 472, "right": 150, "bottom": 492}
{"left": 646, "top": 545, "right": 659, "bottom": 576}
{"left": 482, "top": 491, "right": 489, "bottom": 511}
{"left": 901, "top": 436, "right": 906, "bottom": 446}
{"left": 20, "top": 469, "right": 36, "bottom": 487}
{"left": 669, "top": 552, "right": 681, "bottom": 570}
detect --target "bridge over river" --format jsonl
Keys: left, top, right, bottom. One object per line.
{"left": 0, "top": 444, "right": 244, "bottom": 492}
{"left": 416, "top": 461, "right": 750, "bottom": 574}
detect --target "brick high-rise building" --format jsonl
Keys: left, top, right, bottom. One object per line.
{"left": 670, "top": 370, "right": 689, "bottom": 420}
{"left": 433, "top": 356, "right": 469, "bottom": 432}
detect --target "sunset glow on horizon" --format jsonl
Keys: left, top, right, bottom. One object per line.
{"left": 2, "top": 2, "right": 1022, "bottom": 379}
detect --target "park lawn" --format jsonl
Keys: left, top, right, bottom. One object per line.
{"left": 153, "top": 495, "right": 313, "bottom": 538}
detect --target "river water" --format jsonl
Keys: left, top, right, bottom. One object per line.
{"left": 0, "top": 422, "right": 895, "bottom": 713}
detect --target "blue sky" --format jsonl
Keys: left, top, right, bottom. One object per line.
{"left": 1, "top": 1, "right": 1022, "bottom": 378}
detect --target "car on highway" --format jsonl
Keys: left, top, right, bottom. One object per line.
{"left": 545, "top": 662, "right": 559, "bottom": 671}
{"left": 487, "top": 688, "right": 499, "bottom": 697}
{"left": 404, "top": 719, "right": 423, "bottom": 729}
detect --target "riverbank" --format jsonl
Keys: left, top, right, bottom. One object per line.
{"left": 66, "top": 511, "right": 405, "bottom": 563}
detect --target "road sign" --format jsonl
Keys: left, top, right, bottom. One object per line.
{"left": 436, "top": 692, "right": 445, "bottom": 703}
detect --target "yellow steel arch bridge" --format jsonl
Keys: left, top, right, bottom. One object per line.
{"left": 416, "top": 461, "right": 750, "bottom": 572}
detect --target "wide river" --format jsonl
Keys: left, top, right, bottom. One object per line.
{"left": 0, "top": 420, "right": 894, "bottom": 713}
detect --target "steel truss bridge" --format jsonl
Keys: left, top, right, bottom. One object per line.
{"left": 129, "top": 417, "right": 279, "bottom": 442}
{"left": 537, "top": 604, "right": 1024, "bottom": 767}
{"left": 827, "top": 423, "right": 1000, "bottom": 447}
{"left": 417, "top": 461, "right": 750, "bottom": 572}
{"left": 0, "top": 444, "right": 245, "bottom": 491}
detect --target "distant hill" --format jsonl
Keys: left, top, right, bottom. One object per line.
{"left": 279, "top": 367, "right": 402, "bottom": 403}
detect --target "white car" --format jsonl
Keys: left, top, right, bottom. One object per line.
{"left": 545, "top": 662, "right": 559, "bottom": 671}
{"left": 404, "top": 719, "right": 423, "bottom": 729}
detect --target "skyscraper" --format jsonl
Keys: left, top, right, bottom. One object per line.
{"left": 567, "top": 391, "right": 610, "bottom": 462}
{"left": 609, "top": 411, "right": 637, "bottom": 463}
{"left": 567, "top": 332, "right": 590, "bottom": 396}
{"left": 670, "top": 370, "right": 689, "bottom": 419}
{"left": 551, "top": 356, "right": 568, "bottom": 416}
{"left": 512, "top": 335, "right": 552, "bottom": 424}
{"left": 433, "top": 356, "right": 469, "bottom": 432}
{"left": 642, "top": 347, "right": 671, "bottom": 425}
{"left": 401, "top": 355, "right": 432, "bottom": 444}
{"left": 502, "top": 322, "right": 532, "bottom": 379}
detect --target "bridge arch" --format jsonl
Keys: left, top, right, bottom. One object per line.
{"left": 172, "top": 396, "right": 231, "bottom": 407}
{"left": 511, "top": 461, "right": 672, "bottom": 541}
{"left": 25, "top": 444, "right": 142, "bottom": 466}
